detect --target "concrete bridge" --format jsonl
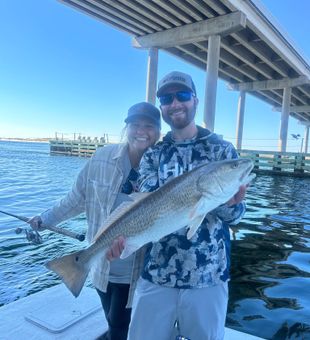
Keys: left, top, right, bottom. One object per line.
{"left": 58, "top": 0, "right": 310, "bottom": 153}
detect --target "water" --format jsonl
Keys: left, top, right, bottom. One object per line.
{"left": 227, "top": 176, "right": 310, "bottom": 339}
{"left": 0, "top": 141, "right": 88, "bottom": 304}
{"left": 0, "top": 141, "right": 309, "bottom": 339}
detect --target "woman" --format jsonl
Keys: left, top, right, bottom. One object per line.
{"left": 29, "top": 102, "right": 161, "bottom": 340}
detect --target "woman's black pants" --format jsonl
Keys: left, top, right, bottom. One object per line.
{"left": 96, "top": 282, "right": 131, "bottom": 340}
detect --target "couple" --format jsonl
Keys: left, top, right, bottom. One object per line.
{"left": 30, "top": 71, "right": 247, "bottom": 340}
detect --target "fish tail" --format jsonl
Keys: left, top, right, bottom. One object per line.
{"left": 46, "top": 250, "right": 90, "bottom": 297}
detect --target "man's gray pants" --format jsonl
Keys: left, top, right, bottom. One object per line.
{"left": 127, "top": 278, "right": 228, "bottom": 340}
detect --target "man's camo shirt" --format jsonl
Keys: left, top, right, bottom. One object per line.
{"left": 138, "top": 126, "right": 246, "bottom": 289}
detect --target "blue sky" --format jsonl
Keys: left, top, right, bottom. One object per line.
{"left": 0, "top": 0, "right": 309, "bottom": 151}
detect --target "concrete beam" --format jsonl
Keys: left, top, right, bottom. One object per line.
{"left": 226, "top": 0, "right": 310, "bottom": 77}
{"left": 145, "top": 48, "right": 158, "bottom": 104}
{"left": 132, "top": 11, "right": 246, "bottom": 49}
{"left": 228, "top": 76, "right": 310, "bottom": 91}
{"left": 273, "top": 105, "right": 310, "bottom": 113}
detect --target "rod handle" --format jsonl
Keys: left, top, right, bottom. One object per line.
{"left": 41, "top": 224, "right": 85, "bottom": 242}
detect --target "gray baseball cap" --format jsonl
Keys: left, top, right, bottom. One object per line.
{"left": 157, "top": 71, "right": 197, "bottom": 97}
{"left": 124, "top": 102, "right": 161, "bottom": 128}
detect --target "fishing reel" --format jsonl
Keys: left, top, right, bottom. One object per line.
{"left": 15, "top": 227, "right": 43, "bottom": 244}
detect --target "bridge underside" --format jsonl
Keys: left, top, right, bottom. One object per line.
{"left": 59, "top": 0, "right": 310, "bottom": 152}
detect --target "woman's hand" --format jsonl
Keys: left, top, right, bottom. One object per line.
{"left": 106, "top": 236, "right": 126, "bottom": 261}
{"left": 28, "top": 216, "right": 45, "bottom": 231}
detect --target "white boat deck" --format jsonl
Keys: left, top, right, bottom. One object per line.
{"left": 0, "top": 284, "right": 264, "bottom": 339}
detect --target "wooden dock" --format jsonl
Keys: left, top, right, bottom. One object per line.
{"left": 49, "top": 139, "right": 310, "bottom": 177}
{"left": 49, "top": 137, "right": 110, "bottom": 157}
{"left": 238, "top": 149, "right": 310, "bottom": 177}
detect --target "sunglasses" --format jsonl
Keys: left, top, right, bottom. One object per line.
{"left": 158, "top": 91, "right": 193, "bottom": 105}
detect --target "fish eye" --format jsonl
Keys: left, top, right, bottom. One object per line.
{"left": 232, "top": 162, "right": 238, "bottom": 169}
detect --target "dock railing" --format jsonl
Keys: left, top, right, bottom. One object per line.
{"left": 238, "top": 149, "right": 310, "bottom": 177}
{"left": 49, "top": 137, "right": 310, "bottom": 177}
{"left": 49, "top": 133, "right": 119, "bottom": 157}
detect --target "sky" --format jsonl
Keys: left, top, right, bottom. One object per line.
{"left": 0, "top": 0, "right": 309, "bottom": 151}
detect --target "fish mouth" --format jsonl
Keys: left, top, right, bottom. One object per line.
{"left": 240, "top": 162, "right": 254, "bottom": 184}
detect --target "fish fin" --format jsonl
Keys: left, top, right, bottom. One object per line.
{"left": 94, "top": 194, "right": 151, "bottom": 241}
{"left": 94, "top": 194, "right": 152, "bottom": 241}
{"left": 94, "top": 201, "right": 138, "bottom": 240}
{"left": 187, "top": 197, "right": 208, "bottom": 239}
{"left": 129, "top": 192, "right": 151, "bottom": 201}
{"left": 186, "top": 214, "right": 206, "bottom": 239}
{"left": 120, "top": 239, "right": 142, "bottom": 259}
{"left": 189, "top": 196, "right": 207, "bottom": 219}
{"left": 45, "top": 250, "right": 91, "bottom": 297}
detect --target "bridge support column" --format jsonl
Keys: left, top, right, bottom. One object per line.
{"left": 204, "top": 35, "right": 221, "bottom": 132}
{"left": 236, "top": 90, "right": 246, "bottom": 150}
{"left": 145, "top": 47, "right": 158, "bottom": 104}
{"left": 279, "top": 86, "right": 291, "bottom": 152}
{"left": 304, "top": 125, "right": 309, "bottom": 153}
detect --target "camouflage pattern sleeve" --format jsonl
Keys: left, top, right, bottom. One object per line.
{"left": 220, "top": 141, "right": 239, "bottom": 161}
{"left": 213, "top": 201, "right": 246, "bottom": 225}
{"left": 138, "top": 146, "right": 160, "bottom": 193}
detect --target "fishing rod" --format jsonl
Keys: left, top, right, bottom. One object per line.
{"left": 0, "top": 210, "right": 85, "bottom": 242}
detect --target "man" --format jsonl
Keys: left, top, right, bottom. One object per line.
{"left": 126, "top": 71, "right": 247, "bottom": 340}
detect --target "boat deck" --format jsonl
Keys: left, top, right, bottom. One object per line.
{"left": 0, "top": 284, "right": 264, "bottom": 339}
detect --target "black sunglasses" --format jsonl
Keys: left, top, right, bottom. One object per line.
{"left": 158, "top": 91, "right": 193, "bottom": 105}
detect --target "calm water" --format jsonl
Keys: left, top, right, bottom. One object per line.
{"left": 0, "top": 141, "right": 309, "bottom": 339}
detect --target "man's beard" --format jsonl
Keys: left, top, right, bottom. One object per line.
{"left": 163, "top": 106, "right": 196, "bottom": 129}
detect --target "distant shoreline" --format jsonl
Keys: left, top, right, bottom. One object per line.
{"left": 0, "top": 138, "right": 50, "bottom": 143}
